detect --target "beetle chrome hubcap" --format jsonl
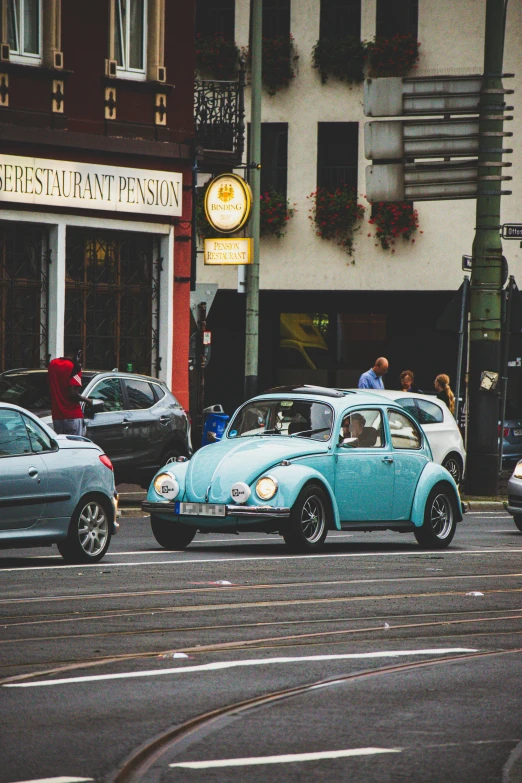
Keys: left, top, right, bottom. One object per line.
{"left": 301, "top": 495, "right": 326, "bottom": 543}
{"left": 430, "top": 494, "right": 453, "bottom": 539}
{"left": 78, "top": 502, "right": 108, "bottom": 556}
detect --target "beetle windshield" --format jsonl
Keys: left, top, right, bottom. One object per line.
{"left": 228, "top": 399, "right": 333, "bottom": 442}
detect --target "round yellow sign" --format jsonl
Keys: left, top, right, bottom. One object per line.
{"left": 204, "top": 173, "right": 252, "bottom": 234}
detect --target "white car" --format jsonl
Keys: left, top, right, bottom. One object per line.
{"left": 354, "top": 390, "right": 466, "bottom": 485}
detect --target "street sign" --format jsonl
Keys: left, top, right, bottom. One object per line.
{"left": 462, "top": 255, "right": 473, "bottom": 271}
{"left": 364, "top": 75, "right": 484, "bottom": 118}
{"left": 363, "top": 74, "right": 513, "bottom": 203}
{"left": 502, "top": 224, "right": 522, "bottom": 239}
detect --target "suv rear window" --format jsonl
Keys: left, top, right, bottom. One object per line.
{"left": 0, "top": 373, "right": 51, "bottom": 409}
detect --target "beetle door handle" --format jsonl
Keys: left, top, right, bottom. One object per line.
{"left": 382, "top": 456, "right": 394, "bottom": 463}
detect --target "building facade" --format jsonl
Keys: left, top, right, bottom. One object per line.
{"left": 195, "top": 0, "right": 522, "bottom": 414}
{"left": 0, "top": 0, "right": 194, "bottom": 408}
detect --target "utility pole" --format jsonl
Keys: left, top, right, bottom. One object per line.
{"left": 466, "top": 0, "right": 510, "bottom": 496}
{"left": 244, "top": 0, "right": 262, "bottom": 400}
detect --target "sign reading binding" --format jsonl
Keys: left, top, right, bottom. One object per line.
{"left": 204, "top": 238, "right": 252, "bottom": 265}
{"left": 204, "top": 173, "right": 252, "bottom": 233}
{"left": 0, "top": 154, "right": 183, "bottom": 217}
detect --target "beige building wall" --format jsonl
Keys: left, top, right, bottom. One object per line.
{"left": 198, "top": 0, "right": 522, "bottom": 293}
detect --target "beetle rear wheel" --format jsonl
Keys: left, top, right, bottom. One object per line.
{"left": 283, "top": 483, "right": 329, "bottom": 553}
{"left": 151, "top": 515, "right": 196, "bottom": 550}
{"left": 414, "top": 484, "right": 457, "bottom": 549}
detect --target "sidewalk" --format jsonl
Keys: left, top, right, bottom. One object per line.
{"left": 461, "top": 496, "right": 508, "bottom": 512}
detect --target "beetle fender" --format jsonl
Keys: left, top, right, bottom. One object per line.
{"left": 410, "top": 462, "right": 463, "bottom": 527}
{"left": 264, "top": 464, "right": 341, "bottom": 530}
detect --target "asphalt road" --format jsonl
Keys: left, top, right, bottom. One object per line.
{"left": 1, "top": 511, "right": 522, "bottom": 783}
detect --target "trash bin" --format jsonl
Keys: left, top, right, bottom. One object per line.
{"left": 202, "top": 404, "right": 229, "bottom": 446}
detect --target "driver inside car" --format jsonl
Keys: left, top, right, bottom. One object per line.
{"left": 341, "top": 413, "right": 378, "bottom": 447}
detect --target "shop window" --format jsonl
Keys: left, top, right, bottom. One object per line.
{"left": 317, "top": 122, "right": 358, "bottom": 193}
{"left": 0, "top": 221, "right": 49, "bottom": 373}
{"left": 196, "top": 0, "right": 235, "bottom": 39}
{"left": 262, "top": 0, "right": 290, "bottom": 39}
{"left": 65, "top": 229, "right": 159, "bottom": 376}
{"left": 261, "top": 123, "right": 288, "bottom": 198}
{"left": 319, "top": 0, "right": 361, "bottom": 41}
{"left": 376, "top": 0, "right": 418, "bottom": 40}
{"left": 279, "top": 313, "right": 331, "bottom": 386}
{"left": 7, "top": 0, "right": 42, "bottom": 64}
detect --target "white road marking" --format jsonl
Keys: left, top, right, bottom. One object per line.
{"left": 169, "top": 747, "right": 401, "bottom": 769}
{"left": 4, "top": 648, "right": 477, "bottom": 688}
{"left": 0, "top": 549, "right": 522, "bottom": 573}
{"left": 7, "top": 778, "right": 93, "bottom": 783}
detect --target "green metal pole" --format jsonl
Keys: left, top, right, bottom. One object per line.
{"left": 244, "top": 0, "right": 262, "bottom": 400}
{"left": 466, "top": 0, "right": 508, "bottom": 495}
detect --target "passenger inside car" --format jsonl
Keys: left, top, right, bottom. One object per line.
{"left": 341, "top": 412, "right": 380, "bottom": 447}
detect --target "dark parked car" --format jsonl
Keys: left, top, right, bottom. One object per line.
{"left": 501, "top": 401, "right": 522, "bottom": 470}
{"left": 0, "top": 369, "right": 192, "bottom": 486}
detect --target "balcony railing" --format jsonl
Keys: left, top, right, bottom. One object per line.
{"left": 194, "top": 74, "right": 245, "bottom": 164}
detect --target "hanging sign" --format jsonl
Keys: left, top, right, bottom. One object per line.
{"left": 204, "top": 238, "right": 252, "bottom": 265}
{"left": 204, "top": 173, "right": 252, "bottom": 233}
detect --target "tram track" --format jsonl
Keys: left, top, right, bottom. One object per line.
{"left": 111, "top": 647, "right": 522, "bottom": 783}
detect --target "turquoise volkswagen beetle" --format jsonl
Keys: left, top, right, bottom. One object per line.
{"left": 142, "top": 386, "right": 463, "bottom": 553}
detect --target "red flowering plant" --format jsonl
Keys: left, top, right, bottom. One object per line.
{"left": 195, "top": 33, "right": 241, "bottom": 80}
{"left": 366, "top": 34, "right": 420, "bottom": 78}
{"left": 260, "top": 189, "right": 295, "bottom": 238}
{"left": 246, "top": 36, "right": 297, "bottom": 95}
{"left": 308, "top": 187, "right": 366, "bottom": 255}
{"left": 369, "top": 202, "right": 420, "bottom": 251}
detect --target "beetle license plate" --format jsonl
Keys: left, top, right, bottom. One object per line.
{"left": 176, "top": 502, "right": 226, "bottom": 517}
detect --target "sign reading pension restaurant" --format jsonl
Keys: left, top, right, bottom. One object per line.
{"left": 204, "top": 238, "right": 252, "bottom": 265}
{"left": 0, "top": 155, "right": 183, "bottom": 217}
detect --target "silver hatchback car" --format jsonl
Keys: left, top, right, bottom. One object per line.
{"left": 0, "top": 402, "right": 118, "bottom": 563}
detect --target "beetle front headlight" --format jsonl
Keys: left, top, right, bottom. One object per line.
{"left": 256, "top": 475, "right": 278, "bottom": 501}
{"left": 154, "top": 472, "right": 179, "bottom": 501}
{"left": 514, "top": 461, "right": 522, "bottom": 479}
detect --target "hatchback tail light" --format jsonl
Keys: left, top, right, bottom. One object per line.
{"left": 498, "top": 425, "right": 510, "bottom": 438}
{"left": 99, "top": 454, "right": 114, "bottom": 471}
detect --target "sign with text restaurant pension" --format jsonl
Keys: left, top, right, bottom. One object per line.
{"left": 0, "top": 155, "right": 183, "bottom": 217}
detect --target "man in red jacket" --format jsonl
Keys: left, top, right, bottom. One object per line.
{"left": 48, "top": 342, "right": 91, "bottom": 436}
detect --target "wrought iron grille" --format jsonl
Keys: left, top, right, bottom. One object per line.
{"left": 0, "top": 221, "right": 49, "bottom": 372}
{"left": 65, "top": 229, "right": 159, "bottom": 375}
{"left": 195, "top": 78, "right": 245, "bottom": 158}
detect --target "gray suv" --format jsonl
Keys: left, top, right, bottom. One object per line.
{"left": 0, "top": 369, "right": 192, "bottom": 487}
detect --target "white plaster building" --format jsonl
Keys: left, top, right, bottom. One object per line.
{"left": 196, "top": 0, "right": 521, "bottom": 411}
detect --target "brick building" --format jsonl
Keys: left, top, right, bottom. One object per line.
{"left": 0, "top": 0, "right": 194, "bottom": 408}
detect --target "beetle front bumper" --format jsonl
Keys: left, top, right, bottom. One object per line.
{"left": 142, "top": 500, "right": 291, "bottom": 520}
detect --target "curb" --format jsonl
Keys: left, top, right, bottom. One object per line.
{"left": 463, "top": 500, "right": 508, "bottom": 512}
{"left": 120, "top": 507, "right": 147, "bottom": 518}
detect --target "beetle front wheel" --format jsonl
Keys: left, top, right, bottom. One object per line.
{"left": 283, "top": 483, "right": 329, "bottom": 553}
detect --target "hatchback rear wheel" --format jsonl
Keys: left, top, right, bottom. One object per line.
{"left": 283, "top": 483, "right": 329, "bottom": 553}
{"left": 58, "top": 496, "right": 112, "bottom": 563}
{"left": 442, "top": 454, "right": 463, "bottom": 486}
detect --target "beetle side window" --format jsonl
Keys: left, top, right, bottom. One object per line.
{"left": 339, "top": 409, "right": 384, "bottom": 448}
{"left": 0, "top": 409, "right": 32, "bottom": 456}
{"left": 89, "top": 378, "right": 124, "bottom": 412}
{"left": 22, "top": 415, "right": 55, "bottom": 453}
{"left": 387, "top": 409, "right": 422, "bottom": 449}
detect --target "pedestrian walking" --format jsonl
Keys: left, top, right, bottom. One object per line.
{"left": 358, "top": 357, "right": 389, "bottom": 390}
{"left": 434, "top": 373, "right": 455, "bottom": 414}
{"left": 48, "top": 342, "right": 90, "bottom": 436}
